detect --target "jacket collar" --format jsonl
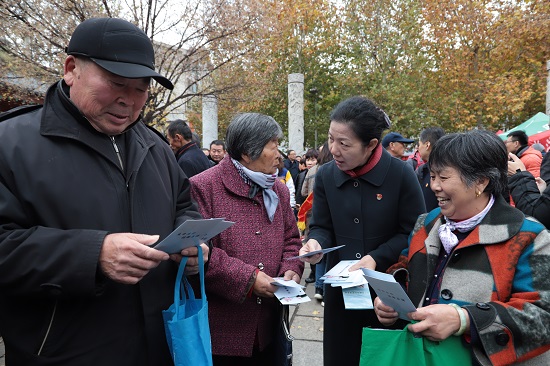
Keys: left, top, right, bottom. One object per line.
{"left": 40, "top": 80, "right": 155, "bottom": 143}
{"left": 333, "top": 148, "right": 393, "bottom": 188}
{"left": 417, "top": 161, "right": 430, "bottom": 180}
{"left": 515, "top": 145, "right": 528, "bottom": 156}
{"left": 39, "top": 81, "right": 156, "bottom": 174}
{"left": 217, "top": 156, "right": 258, "bottom": 199}
{"left": 175, "top": 141, "right": 198, "bottom": 159}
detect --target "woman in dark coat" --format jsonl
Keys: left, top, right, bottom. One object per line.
{"left": 300, "top": 96, "right": 425, "bottom": 366}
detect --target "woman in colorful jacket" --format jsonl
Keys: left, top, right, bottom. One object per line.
{"left": 190, "top": 113, "right": 303, "bottom": 365}
{"left": 374, "top": 130, "right": 550, "bottom": 365}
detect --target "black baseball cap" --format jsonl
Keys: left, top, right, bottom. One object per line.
{"left": 66, "top": 18, "right": 174, "bottom": 90}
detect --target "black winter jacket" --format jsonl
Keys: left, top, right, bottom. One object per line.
{"left": 0, "top": 81, "right": 202, "bottom": 366}
{"left": 508, "top": 170, "right": 550, "bottom": 228}
{"left": 294, "top": 169, "right": 308, "bottom": 205}
{"left": 175, "top": 141, "right": 212, "bottom": 178}
{"left": 416, "top": 162, "right": 438, "bottom": 211}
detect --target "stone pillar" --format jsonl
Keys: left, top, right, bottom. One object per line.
{"left": 202, "top": 94, "right": 218, "bottom": 148}
{"left": 288, "top": 73, "right": 305, "bottom": 154}
{"left": 546, "top": 60, "right": 550, "bottom": 116}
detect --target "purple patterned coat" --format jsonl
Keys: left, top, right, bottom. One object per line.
{"left": 190, "top": 156, "right": 304, "bottom": 357}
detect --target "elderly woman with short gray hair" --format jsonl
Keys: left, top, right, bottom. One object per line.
{"left": 189, "top": 113, "right": 304, "bottom": 365}
{"left": 373, "top": 130, "right": 550, "bottom": 365}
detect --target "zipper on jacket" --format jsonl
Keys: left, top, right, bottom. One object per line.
{"left": 37, "top": 300, "right": 58, "bottom": 355}
{"left": 110, "top": 136, "right": 124, "bottom": 172}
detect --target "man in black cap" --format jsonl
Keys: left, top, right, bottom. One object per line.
{"left": 381, "top": 131, "right": 415, "bottom": 159}
{"left": 0, "top": 18, "right": 208, "bottom": 365}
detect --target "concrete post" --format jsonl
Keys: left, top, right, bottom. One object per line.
{"left": 288, "top": 73, "right": 305, "bottom": 154}
{"left": 546, "top": 61, "right": 550, "bottom": 116}
{"left": 202, "top": 94, "right": 218, "bottom": 149}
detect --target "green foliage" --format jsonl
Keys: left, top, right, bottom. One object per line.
{"left": 215, "top": 0, "right": 550, "bottom": 142}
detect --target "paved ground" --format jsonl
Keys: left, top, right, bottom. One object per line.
{"left": 0, "top": 266, "right": 323, "bottom": 366}
{"left": 290, "top": 264, "right": 325, "bottom": 365}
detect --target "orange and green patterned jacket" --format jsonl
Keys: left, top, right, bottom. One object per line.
{"left": 390, "top": 195, "right": 550, "bottom": 366}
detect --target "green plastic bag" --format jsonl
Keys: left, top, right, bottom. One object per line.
{"left": 360, "top": 326, "right": 472, "bottom": 366}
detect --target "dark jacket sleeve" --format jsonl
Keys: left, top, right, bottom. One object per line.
{"left": 306, "top": 165, "right": 334, "bottom": 247}
{"left": 368, "top": 164, "right": 426, "bottom": 271}
{"left": 508, "top": 171, "right": 550, "bottom": 228}
{"left": 177, "top": 159, "right": 193, "bottom": 179}
{"left": 174, "top": 168, "right": 203, "bottom": 227}
{"left": 540, "top": 152, "right": 550, "bottom": 185}
{"left": 295, "top": 170, "right": 308, "bottom": 205}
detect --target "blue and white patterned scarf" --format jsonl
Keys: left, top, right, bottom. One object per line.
{"left": 232, "top": 158, "right": 279, "bottom": 222}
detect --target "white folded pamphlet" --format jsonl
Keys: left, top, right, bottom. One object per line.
{"left": 271, "top": 277, "right": 311, "bottom": 305}
{"left": 320, "top": 260, "right": 358, "bottom": 284}
{"left": 321, "top": 260, "right": 371, "bottom": 308}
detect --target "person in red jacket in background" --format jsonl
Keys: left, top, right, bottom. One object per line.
{"left": 504, "top": 130, "right": 542, "bottom": 178}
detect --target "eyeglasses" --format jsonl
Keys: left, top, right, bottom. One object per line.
{"left": 505, "top": 139, "right": 518, "bottom": 144}
{"left": 391, "top": 141, "right": 405, "bottom": 146}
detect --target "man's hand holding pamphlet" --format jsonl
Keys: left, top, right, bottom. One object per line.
{"left": 154, "top": 218, "right": 234, "bottom": 254}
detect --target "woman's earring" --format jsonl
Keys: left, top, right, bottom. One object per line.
{"left": 475, "top": 191, "right": 481, "bottom": 198}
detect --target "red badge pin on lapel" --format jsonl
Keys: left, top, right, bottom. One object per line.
{"left": 376, "top": 194, "right": 383, "bottom": 200}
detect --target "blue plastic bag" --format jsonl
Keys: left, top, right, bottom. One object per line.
{"left": 163, "top": 246, "right": 213, "bottom": 366}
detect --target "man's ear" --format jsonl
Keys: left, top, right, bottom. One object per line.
{"left": 63, "top": 56, "right": 78, "bottom": 86}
